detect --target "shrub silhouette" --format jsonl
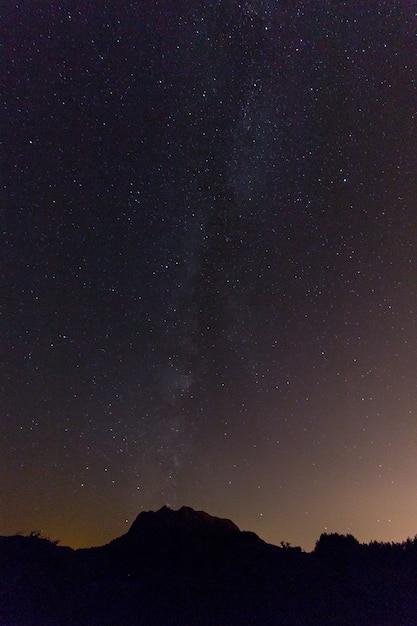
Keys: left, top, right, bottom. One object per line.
{"left": 314, "top": 532, "right": 360, "bottom": 561}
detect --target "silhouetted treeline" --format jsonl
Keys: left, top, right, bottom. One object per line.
{"left": 1, "top": 508, "right": 417, "bottom": 625}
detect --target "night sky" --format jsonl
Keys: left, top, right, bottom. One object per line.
{"left": 2, "top": 1, "right": 416, "bottom": 551}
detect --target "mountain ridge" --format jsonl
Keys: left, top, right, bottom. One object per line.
{"left": 2, "top": 506, "right": 417, "bottom": 625}
{"left": 126, "top": 505, "right": 242, "bottom": 538}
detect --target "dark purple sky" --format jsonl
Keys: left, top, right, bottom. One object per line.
{"left": 2, "top": 1, "right": 416, "bottom": 550}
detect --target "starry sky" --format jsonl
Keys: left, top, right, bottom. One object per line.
{"left": 2, "top": 1, "right": 417, "bottom": 551}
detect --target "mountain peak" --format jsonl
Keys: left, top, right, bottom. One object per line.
{"left": 102, "top": 505, "right": 268, "bottom": 573}
{"left": 127, "top": 505, "right": 240, "bottom": 539}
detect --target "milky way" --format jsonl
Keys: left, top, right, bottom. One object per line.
{"left": 2, "top": 1, "right": 416, "bottom": 549}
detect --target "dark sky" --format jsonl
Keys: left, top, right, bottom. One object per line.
{"left": 2, "top": 1, "right": 416, "bottom": 550}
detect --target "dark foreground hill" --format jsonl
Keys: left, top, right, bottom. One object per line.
{"left": 1, "top": 506, "right": 417, "bottom": 626}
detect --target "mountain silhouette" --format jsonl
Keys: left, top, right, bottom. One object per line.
{"left": 102, "top": 505, "right": 269, "bottom": 569}
{"left": 1, "top": 507, "right": 417, "bottom": 625}
{"left": 128, "top": 505, "right": 241, "bottom": 537}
